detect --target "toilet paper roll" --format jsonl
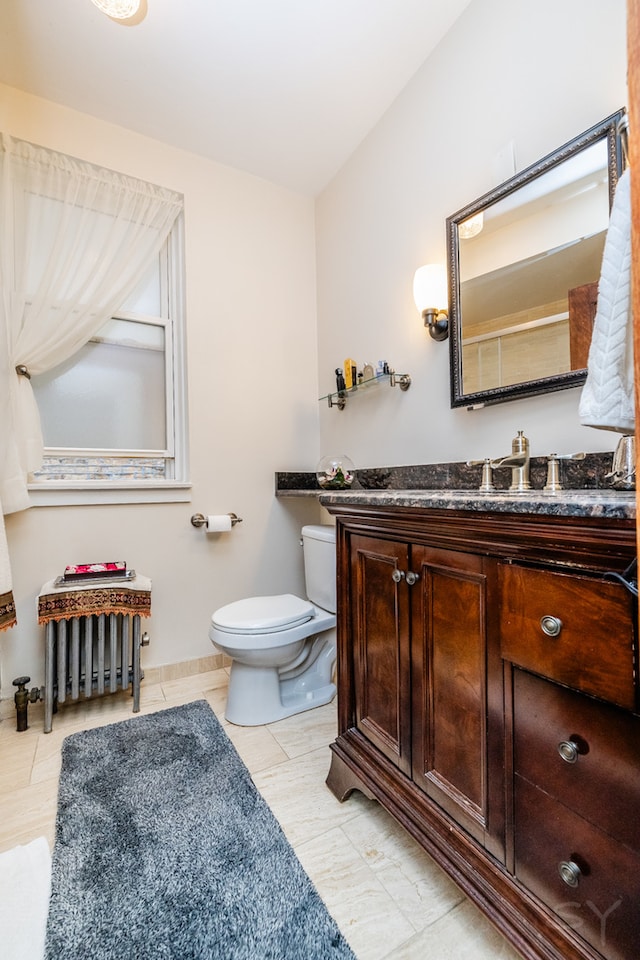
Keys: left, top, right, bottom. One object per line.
{"left": 205, "top": 514, "right": 233, "bottom": 533}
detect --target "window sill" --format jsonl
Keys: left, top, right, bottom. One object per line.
{"left": 27, "top": 481, "right": 192, "bottom": 507}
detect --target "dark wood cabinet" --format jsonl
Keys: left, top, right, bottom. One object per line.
{"left": 345, "top": 533, "right": 502, "bottom": 850}
{"left": 325, "top": 502, "right": 638, "bottom": 960}
{"left": 409, "top": 544, "right": 503, "bottom": 855}
{"left": 349, "top": 534, "right": 411, "bottom": 775}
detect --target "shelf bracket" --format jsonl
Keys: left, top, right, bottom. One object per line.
{"left": 327, "top": 392, "right": 347, "bottom": 410}
{"left": 390, "top": 372, "right": 411, "bottom": 391}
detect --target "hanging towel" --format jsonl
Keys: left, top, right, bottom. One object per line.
{"left": 579, "top": 167, "right": 634, "bottom": 432}
{"left": 0, "top": 502, "right": 16, "bottom": 631}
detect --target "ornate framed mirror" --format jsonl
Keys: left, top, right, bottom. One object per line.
{"left": 447, "top": 109, "right": 627, "bottom": 408}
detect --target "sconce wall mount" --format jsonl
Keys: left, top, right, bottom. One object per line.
{"left": 421, "top": 307, "right": 449, "bottom": 341}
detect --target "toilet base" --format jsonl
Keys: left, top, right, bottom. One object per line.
{"left": 225, "top": 660, "right": 336, "bottom": 726}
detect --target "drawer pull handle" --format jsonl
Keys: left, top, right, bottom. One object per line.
{"left": 558, "top": 859, "right": 582, "bottom": 888}
{"left": 558, "top": 740, "right": 579, "bottom": 763}
{"left": 540, "top": 615, "right": 563, "bottom": 637}
{"left": 391, "top": 569, "right": 405, "bottom": 583}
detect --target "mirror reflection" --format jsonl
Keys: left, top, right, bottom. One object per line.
{"left": 447, "top": 110, "right": 626, "bottom": 408}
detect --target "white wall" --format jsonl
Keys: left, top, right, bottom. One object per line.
{"left": 0, "top": 84, "right": 322, "bottom": 697}
{"left": 0, "top": 0, "right": 630, "bottom": 695}
{"left": 315, "top": 0, "right": 628, "bottom": 469}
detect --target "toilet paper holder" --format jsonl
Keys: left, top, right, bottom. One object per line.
{"left": 190, "top": 512, "right": 243, "bottom": 528}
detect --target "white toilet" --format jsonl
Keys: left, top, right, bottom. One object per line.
{"left": 209, "top": 524, "right": 337, "bottom": 725}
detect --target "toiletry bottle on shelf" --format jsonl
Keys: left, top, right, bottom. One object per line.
{"left": 344, "top": 358, "right": 356, "bottom": 390}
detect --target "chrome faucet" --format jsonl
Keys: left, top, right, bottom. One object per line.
{"left": 490, "top": 452, "right": 531, "bottom": 492}
{"left": 467, "top": 430, "right": 531, "bottom": 493}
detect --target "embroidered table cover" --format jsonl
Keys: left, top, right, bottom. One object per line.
{"left": 0, "top": 590, "right": 16, "bottom": 632}
{"left": 37, "top": 575, "right": 152, "bottom": 625}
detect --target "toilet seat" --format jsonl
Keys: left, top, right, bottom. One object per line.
{"left": 211, "top": 593, "right": 314, "bottom": 635}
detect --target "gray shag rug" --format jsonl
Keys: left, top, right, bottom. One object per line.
{"left": 45, "top": 699, "right": 355, "bottom": 960}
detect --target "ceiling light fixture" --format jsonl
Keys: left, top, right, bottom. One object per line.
{"left": 458, "top": 211, "right": 484, "bottom": 240}
{"left": 90, "top": 0, "right": 147, "bottom": 25}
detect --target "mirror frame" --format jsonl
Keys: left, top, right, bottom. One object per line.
{"left": 446, "top": 109, "right": 626, "bottom": 408}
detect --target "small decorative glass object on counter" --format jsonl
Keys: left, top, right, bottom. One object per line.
{"left": 316, "top": 455, "right": 355, "bottom": 489}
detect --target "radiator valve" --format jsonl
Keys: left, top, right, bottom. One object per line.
{"left": 13, "top": 676, "right": 42, "bottom": 732}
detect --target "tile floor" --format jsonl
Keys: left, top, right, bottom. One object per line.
{"left": 0, "top": 667, "right": 522, "bottom": 960}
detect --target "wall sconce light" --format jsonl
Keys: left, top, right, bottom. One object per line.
{"left": 413, "top": 264, "right": 449, "bottom": 341}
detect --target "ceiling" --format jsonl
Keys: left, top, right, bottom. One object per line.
{"left": 0, "top": 0, "right": 472, "bottom": 195}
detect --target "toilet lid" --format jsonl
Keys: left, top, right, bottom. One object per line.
{"left": 211, "top": 594, "right": 315, "bottom": 635}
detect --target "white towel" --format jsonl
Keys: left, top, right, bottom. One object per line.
{"left": 0, "top": 837, "right": 51, "bottom": 960}
{"left": 579, "top": 167, "right": 634, "bottom": 432}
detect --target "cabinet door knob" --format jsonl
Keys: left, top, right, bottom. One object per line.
{"left": 558, "top": 859, "right": 582, "bottom": 888}
{"left": 557, "top": 740, "right": 579, "bottom": 763}
{"left": 540, "top": 615, "right": 563, "bottom": 637}
{"left": 405, "top": 571, "right": 420, "bottom": 585}
{"left": 391, "top": 569, "right": 405, "bottom": 583}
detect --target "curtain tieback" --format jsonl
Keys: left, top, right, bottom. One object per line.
{"left": 15, "top": 364, "right": 31, "bottom": 380}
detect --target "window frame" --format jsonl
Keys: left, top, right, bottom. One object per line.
{"left": 28, "top": 215, "right": 190, "bottom": 506}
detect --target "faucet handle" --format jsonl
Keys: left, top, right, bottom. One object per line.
{"left": 551, "top": 452, "right": 586, "bottom": 462}
{"left": 466, "top": 458, "right": 495, "bottom": 492}
{"left": 544, "top": 452, "right": 585, "bottom": 492}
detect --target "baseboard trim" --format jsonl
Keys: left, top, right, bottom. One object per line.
{"left": 142, "top": 653, "right": 230, "bottom": 685}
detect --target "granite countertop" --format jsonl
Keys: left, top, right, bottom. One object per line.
{"left": 318, "top": 488, "right": 636, "bottom": 520}
{"left": 276, "top": 453, "right": 636, "bottom": 519}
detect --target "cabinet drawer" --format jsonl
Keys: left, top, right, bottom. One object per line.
{"left": 513, "top": 670, "right": 640, "bottom": 850}
{"left": 500, "top": 564, "right": 636, "bottom": 709}
{"left": 515, "top": 777, "right": 640, "bottom": 960}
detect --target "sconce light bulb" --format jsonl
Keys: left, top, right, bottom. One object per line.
{"left": 413, "top": 264, "right": 447, "bottom": 314}
{"left": 413, "top": 263, "right": 449, "bottom": 340}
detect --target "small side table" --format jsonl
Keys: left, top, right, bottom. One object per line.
{"left": 37, "top": 575, "right": 152, "bottom": 733}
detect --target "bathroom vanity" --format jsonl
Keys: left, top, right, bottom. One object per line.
{"left": 320, "top": 490, "right": 638, "bottom": 960}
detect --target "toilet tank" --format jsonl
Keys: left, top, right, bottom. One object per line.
{"left": 301, "top": 524, "right": 336, "bottom": 613}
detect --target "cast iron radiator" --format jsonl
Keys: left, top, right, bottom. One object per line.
{"left": 43, "top": 612, "right": 145, "bottom": 733}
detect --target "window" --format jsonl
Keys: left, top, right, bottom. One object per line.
{"left": 29, "top": 217, "right": 189, "bottom": 505}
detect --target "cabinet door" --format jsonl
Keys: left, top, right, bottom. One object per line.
{"left": 410, "top": 545, "right": 496, "bottom": 847}
{"left": 349, "top": 534, "right": 412, "bottom": 776}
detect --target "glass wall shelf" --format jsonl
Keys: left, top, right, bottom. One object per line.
{"left": 319, "top": 370, "right": 411, "bottom": 410}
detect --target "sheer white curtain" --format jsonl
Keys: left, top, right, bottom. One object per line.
{"left": 0, "top": 134, "right": 183, "bottom": 516}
